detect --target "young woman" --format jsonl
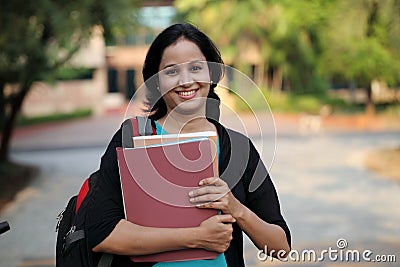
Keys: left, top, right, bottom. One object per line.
{"left": 87, "top": 23, "right": 291, "bottom": 267}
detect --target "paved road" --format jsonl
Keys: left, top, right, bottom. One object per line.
{"left": 0, "top": 112, "right": 399, "bottom": 267}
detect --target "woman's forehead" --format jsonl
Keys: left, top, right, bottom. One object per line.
{"left": 159, "top": 39, "right": 206, "bottom": 69}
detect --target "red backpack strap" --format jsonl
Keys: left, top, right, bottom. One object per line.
{"left": 130, "top": 118, "right": 140, "bottom": 136}
{"left": 75, "top": 178, "right": 90, "bottom": 214}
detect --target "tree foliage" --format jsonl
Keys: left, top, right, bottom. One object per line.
{"left": 175, "top": 0, "right": 334, "bottom": 94}
{"left": 0, "top": 0, "right": 140, "bottom": 162}
{"left": 175, "top": 0, "right": 400, "bottom": 102}
{"left": 320, "top": 0, "right": 400, "bottom": 86}
{"left": 319, "top": 0, "right": 400, "bottom": 113}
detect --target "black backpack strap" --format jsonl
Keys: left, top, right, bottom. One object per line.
{"left": 122, "top": 119, "right": 134, "bottom": 148}
{"left": 64, "top": 229, "right": 85, "bottom": 252}
{"left": 98, "top": 253, "right": 114, "bottom": 267}
{"left": 136, "top": 116, "right": 153, "bottom": 136}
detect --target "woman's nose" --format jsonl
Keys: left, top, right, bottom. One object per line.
{"left": 179, "top": 70, "right": 194, "bottom": 87}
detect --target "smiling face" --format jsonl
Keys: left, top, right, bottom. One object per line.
{"left": 158, "top": 38, "right": 211, "bottom": 117}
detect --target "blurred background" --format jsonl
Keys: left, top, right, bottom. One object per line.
{"left": 0, "top": 0, "right": 399, "bottom": 266}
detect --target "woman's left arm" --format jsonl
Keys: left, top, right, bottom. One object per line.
{"left": 189, "top": 177, "right": 290, "bottom": 258}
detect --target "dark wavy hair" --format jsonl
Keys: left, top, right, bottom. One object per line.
{"left": 142, "top": 23, "right": 224, "bottom": 121}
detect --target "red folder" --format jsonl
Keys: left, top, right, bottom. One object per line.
{"left": 116, "top": 138, "right": 218, "bottom": 262}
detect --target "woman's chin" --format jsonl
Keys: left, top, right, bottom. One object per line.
{"left": 171, "top": 99, "right": 207, "bottom": 116}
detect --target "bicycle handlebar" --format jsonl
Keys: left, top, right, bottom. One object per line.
{"left": 0, "top": 221, "right": 10, "bottom": 235}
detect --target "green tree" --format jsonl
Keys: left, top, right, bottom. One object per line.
{"left": 278, "top": 0, "right": 337, "bottom": 94}
{"left": 175, "top": 0, "right": 282, "bottom": 89}
{"left": 0, "top": 0, "right": 140, "bottom": 162}
{"left": 175, "top": 0, "right": 333, "bottom": 95}
{"left": 320, "top": 0, "right": 400, "bottom": 114}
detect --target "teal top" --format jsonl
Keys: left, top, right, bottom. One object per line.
{"left": 153, "top": 121, "right": 226, "bottom": 267}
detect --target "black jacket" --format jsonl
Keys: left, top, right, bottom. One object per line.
{"left": 87, "top": 120, "right": 291, "bottom": 267}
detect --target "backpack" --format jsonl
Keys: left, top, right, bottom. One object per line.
{"left": 55, "top": 117, "right": 155, "bottom": 267}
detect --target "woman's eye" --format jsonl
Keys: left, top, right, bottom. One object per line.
{"left": 191, "top": 65, "right": 202, "bottom": 71}
{"left": 165, "top": 68, "right": 177, "bottom": 75}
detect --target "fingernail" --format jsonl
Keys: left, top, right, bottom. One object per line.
{"left": 199, "top": 180, "right": 204, "bottom": 185}
{"left": 188, "top": 191, "right": 193, "bottom": 197}
{"left": 189, "top": 198, "right": 195, "bottom": 203}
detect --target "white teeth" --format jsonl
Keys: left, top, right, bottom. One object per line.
{"left": 178, "top": 90, "right": 196, "bottom": 96}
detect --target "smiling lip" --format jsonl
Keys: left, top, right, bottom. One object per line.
{"left": 176, "top": 89, "right": 198, "bottom": 100}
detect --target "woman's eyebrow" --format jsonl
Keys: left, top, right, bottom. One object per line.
{"left": 162, "top": 60, "right": 205, "bottom": 69}
{"left": 162, "top": 64, "right": 176, "bottom": 69}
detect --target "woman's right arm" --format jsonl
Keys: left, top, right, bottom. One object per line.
{"left": 88, "top": 128, "right": 234, "bottom": 256}
{"left": 93, "top": 214, "right": 235, "bottom": 255}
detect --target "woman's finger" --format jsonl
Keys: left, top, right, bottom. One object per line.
{"left": 189, "top": 193, "right": 223, "bottom": 204}
{"left": 196, "top": 201, "right": 225, "bottom": 209}
{"left": 189, "top": 184, "right": 227, "bottom": 197}
{"left": 214, "top": 214, "right": 236, "bottom": 223}
{"left": 199, "top": 177, "right": 226, "bottom": 186}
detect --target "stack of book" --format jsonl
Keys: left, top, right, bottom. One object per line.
{"left": 116, "top": 131, "right": 219, "bottom": 262}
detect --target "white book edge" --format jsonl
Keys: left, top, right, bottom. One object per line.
{"left": 142, "top": 137, "right": 209, "bottom": 148}
{"left": 132, "top": 131, "right": 217, "bottom": 141}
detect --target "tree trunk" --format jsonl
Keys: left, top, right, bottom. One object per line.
{"left": 271, "top": 67, "right": 283, "bottom": 92}
{"left": 262, "top": 63, "right": 270, "bottom": 90}
{"left": 365, "top": 83, "right": 375, "bottom": 116}
{"left": 0, "top": 82, "right": 32, "bottom": 162}
{"left": 254, "top": 62, "right": 264, "bottom": 89}
{"left": 365, "top": 0, "right": 378, "bottom": 117}
{"left": 0, "top": 81, "right": 5, "bottom": 133}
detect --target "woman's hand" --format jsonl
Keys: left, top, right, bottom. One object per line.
{"left": 189, "top": 177, "right": 245, "bottom": 219}
{"left": 190, "top": 178, "right": 290, "bottom": 257}
{"left": 196, "top": 214, "right": 235, "bottom": 253}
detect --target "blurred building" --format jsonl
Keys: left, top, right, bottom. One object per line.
{"left": 22, "top": 1, "right": 175, "bottom": 117}
{"left": 22, "top": 26, "right": 108, "bottom": 117}
{"left": 104, "top": 1, "right": 176, "bottom": 111}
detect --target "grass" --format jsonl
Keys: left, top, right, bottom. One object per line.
{"left": 233, "top": 89, "right": 348, "bottom": 114}
{"left": 16, "top": 108, "right": 92, "bottom": 127}
{"left": 0, "top": 161, "right": 39, "bottom": 212}
{"left": 232, "top": 88, "right": 400, "bottom": 115}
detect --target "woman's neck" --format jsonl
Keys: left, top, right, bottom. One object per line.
{"left": 157, "top": 113, "right": 216, "bottom": 134}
